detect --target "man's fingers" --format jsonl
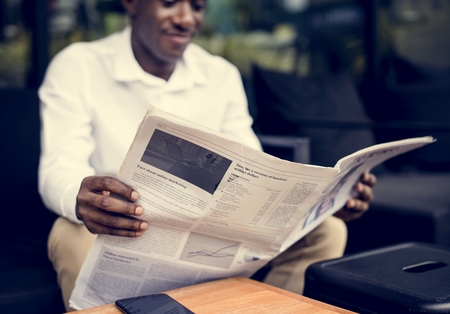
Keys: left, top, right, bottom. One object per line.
{"left": 335, "top": 199, "right": 368, "bottom": 221}
{"left": 346, "top": 198, "right": 369, "bottom": 212}
{"left": 82, "top": 176, "right": 140, "bottom": 202}
{"left": 361, "top": 172, "right": 377, "bottom": 187}
{"left": 354, "top": 182, "right": 374, "bottom": 202}
{"left": 86, "top": 220, "right": 147, "bottom": 237}
{"left": 82, "top": 207, "right": 148, "bottom": 236}
{"left": 77, "top": 184, "right": 144, "bottom": 216}
{"left": 93, "top": 192, "right": 144, "bottom": 215}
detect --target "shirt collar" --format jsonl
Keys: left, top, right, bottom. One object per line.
{"left": 112, "top": 26, "right": 207, "bottom": 90}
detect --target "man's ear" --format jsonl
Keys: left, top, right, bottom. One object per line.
{"left": 121, "top": 0, "right": 139, "bottom": 18}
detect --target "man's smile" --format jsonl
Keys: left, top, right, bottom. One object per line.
{"left": 164, "top": 31, "right": 193, "bottom": 46}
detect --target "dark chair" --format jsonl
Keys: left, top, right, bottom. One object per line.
{"left": 257, "top": 135, "right": 310, "bottom": 164}
{"left": 0, "top": 89, "right": 65, "bottom": 314}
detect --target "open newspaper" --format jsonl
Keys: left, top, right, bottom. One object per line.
{"left": 69, "top": 105, "right": 434, "bottom": 309}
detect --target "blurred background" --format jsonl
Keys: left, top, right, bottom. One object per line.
{"left": 0, "top": 0, "right": 450, "bottom": 88}
{"left": 1, "top": 0, "right": 449, "bottom": 88}
{"left": 1, "top": 2, "right": 449, "bottom": 313}
{"left": 2, "top": 0, "right": 450, "bottom": 152}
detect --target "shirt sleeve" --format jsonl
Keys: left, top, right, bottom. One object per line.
{"left": 220, "top": 65, "right": 263, "bottom": 152}
{"left": 38, "top": 46, "right": 95, "bottom": 223}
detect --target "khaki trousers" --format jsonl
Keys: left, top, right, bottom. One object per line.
{"left": 48, "top": 216, "right": 347, "bottom": 312}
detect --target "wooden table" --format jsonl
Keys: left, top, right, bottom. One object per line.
{"left": 74, "top": 277, "right": 354, "bottom": 313}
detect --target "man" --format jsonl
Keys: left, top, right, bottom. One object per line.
{"left": 38, "top": 0, "right": 376, "bottom": 311}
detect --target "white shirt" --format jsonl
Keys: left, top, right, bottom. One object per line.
{"left": 38, "top": 26, "right": 261, "bottom": 223}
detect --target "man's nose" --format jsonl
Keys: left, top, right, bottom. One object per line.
{"left": 173, "top": 1, "right": 196, "bottom": 29}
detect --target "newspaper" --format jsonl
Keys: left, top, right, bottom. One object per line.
{"left": 69, "top": 105, "right": 434, "bottom": 309}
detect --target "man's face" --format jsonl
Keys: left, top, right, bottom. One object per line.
{"left": 130, "top": 0, "right": 207, "bottom": 66}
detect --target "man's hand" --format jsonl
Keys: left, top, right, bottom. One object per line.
{"left": 334, "top": 172, "right": 377, "bottom": 222}
{"left": 76, "top": 176, "right": 148, "bottom": 237}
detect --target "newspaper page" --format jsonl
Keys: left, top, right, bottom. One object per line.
{"left": 69, "top": 106, "right": 434, "bottom": 309}
{"left": 281, "top": 136, "right": 436, "bottom": 251}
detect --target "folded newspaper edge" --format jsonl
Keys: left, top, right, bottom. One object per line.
{"left": 69, "top": 105, "right": 435, "bottom": 310}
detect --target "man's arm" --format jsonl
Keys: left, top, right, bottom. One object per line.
{"left": 38, "top": 47, "right": 96, "bottom": 223}
{"left": 38, "top": 46, "right": 148, "bottom": 236}
{"left": 220, "top": 65, "right": 262, "bottom": 150}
